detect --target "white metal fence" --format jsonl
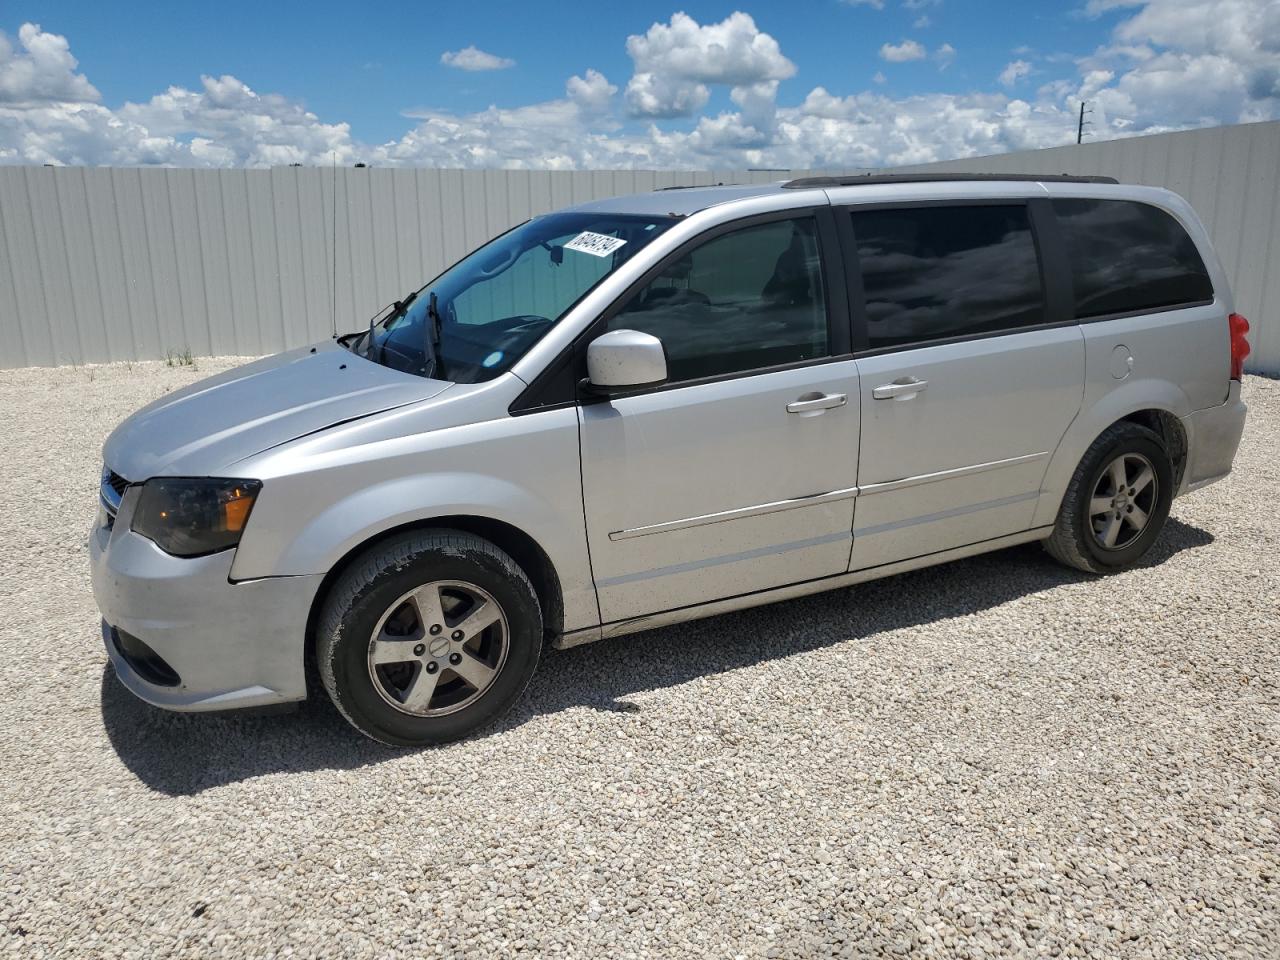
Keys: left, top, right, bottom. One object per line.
{"left": 0, "top": 119, "right": 1277, "bottom": 371}
{"left": 0, "top": 167, "right": 835, "bottom": 368}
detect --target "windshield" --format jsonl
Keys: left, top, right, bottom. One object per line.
{"left": 359, "top": 212, "right": 677, "bottom": 382}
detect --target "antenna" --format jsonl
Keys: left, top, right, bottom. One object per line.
{"left": 1077, "top": 101, "right": 1093, "bottom": 145}
{"left": 330, "top": 150, "right": 338, "bottom": 339}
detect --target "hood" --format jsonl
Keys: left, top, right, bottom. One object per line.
{"left": 104, "top": 341, "right": 451, "bottom": 479}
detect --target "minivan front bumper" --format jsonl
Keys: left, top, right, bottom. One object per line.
{"left": 90, "top": 517, "right": 323, "bottom": 712}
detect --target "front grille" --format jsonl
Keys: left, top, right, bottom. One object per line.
{"left": 100, "top": 466, "right": 128, "bottom": 518}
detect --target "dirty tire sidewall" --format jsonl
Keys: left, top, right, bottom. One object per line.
{"left": 1047, "top": 422, "right": 1174, "bottom": 574}
{"left": 318, "top": 530, "right": 542, "bottom": 746}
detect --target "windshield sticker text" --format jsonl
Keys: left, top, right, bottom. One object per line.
{"left": 564, "top": 231, "right": 627, "bottom": 258}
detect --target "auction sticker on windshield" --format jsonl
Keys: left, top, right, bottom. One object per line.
{"left": 564, "top": 231, "right": 627, "bottom": 258}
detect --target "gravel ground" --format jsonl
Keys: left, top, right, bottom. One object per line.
{"left": 0, "top": 359, "right": 1277, "bottom": 959}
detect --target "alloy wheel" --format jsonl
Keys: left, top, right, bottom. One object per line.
{"left": 1088, "top": 452, "right": 1158, "bottom": 551}
{"left": 366, "top": 580, "right": 509, "bottom": 717}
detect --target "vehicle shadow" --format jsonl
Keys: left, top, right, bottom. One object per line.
{"left": 101, "top": 517, "right": 1213, "bottom": 795}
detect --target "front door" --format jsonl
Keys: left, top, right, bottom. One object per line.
{"left": 578, "top": 213, "right": 861, "bottom": 624}
{"left": 839, "top": 200, "right": 1085, "bottom": 569}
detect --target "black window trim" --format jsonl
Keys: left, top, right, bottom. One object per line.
{"left": 835, "top": 197, "right": 1077, "bottom": 359}
{"left": 1070, "top": 297, "right": 1218, "bottom": 326}
{"left": 510, "top": 205, "right": 853, "bottom": 413}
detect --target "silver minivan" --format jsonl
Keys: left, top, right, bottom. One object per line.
{"left": 92, "top": 173, "right": 1250, "bottom": 745}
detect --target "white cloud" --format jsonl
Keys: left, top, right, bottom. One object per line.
{"left": 0, "top": 27, "right": 357, "bottom": 168}
{"left": 999, "top": 59, "right": 1033, "bottom": 86}
{"left": 1079, "top": 0, "right": 1280, "bottom": 129}
{"left": 1, "top": 2, "right": 1278, "bottom": 171}
{"left": 1116, "top": 0, "right": 1280, "bottom": 64}
{"left": 377, "top": 105, "right": 620, "bottom": 170}
{"left": 565, "top": 69, "right": 617, "bottom": 114}
{"left": 117, "top": 74, "right": 354, "bottom": 167}
{"left": 913, "top": 15, "right": 932, "bottom": 28}
{"left": 878, "top": 40, "right": 951, "bottom": 68}
{"left": 880, "top": 40, "right": 927, "bottom": 63}
{"left": 383, "top": 70, "right": 632, "bottom": 169}
{"left": 1082, "top": 0, "right": 1143, "bottom": 17}
{"left": 0, "top": 102, "right": 170, "bottom": 166}
{"left": 0, "top": 22, "right": 99, "bottom": 104}
{"left": 791, "top": 87, "right": 1068, "bottom": 166}
{"left": 376, "top": 83, "right": 1075, "bottom": 171}
{"left": 440, "top": 46, "right": 515, "bottom": 72}
{"left": 623, "top": 12, "right": 795, "bottom": 118}
{"left": 623, "top": 71, "right": 710, "bottom": 119}
{"left": 842, "top": 0, "right": 885, "bottom": 8}
{"left": 873, "top": 71, "right": 887, "bottom": 84}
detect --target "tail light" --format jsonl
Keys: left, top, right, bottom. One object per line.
{"left": 1229, "top": 313, "right": 1250, "bottom": 380}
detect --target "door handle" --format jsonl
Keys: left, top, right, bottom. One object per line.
{"left": 872, "top": 377, "right": 928, "bottom": 401}
{"left": 786, "top": 392, "right": 847, "bottom": 415}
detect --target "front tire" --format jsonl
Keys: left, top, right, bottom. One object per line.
{"left": 1044, "top": 421, "right": 1174, "bottom": 574}
{"left": 316, "top": 530, "right": 543, "bottom": 746}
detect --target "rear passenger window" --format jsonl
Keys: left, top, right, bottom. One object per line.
{"left": 609, "top": 217, "right": 829, "bottom": 382}
{"left": 850, "top": 205, "right": 1044, "bottom": 349}
{"left": 1052, "top": 199, "right": 1213, "bottom": 319}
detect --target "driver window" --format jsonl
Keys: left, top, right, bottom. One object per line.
{"left": 609, "top": 217, "right": 829, "bottom": 383}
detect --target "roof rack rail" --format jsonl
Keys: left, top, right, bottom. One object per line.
{"left": 782, "top": 172, "right": 1119, "bottom": 189}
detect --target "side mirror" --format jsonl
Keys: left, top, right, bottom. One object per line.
{"left": 585, "top": 330, "right": 668, "bottom": 393}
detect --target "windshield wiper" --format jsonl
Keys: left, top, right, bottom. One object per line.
{"left": 423, "top": 291, "right": 442, "bottom": 378}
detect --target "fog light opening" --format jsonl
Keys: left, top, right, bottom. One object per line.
{"left": 111, "top": 628, "right": 181, "bottom": 687}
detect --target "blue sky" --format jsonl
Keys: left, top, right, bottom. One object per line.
{"left": 1, "top": 1, "right": 1276, "bottom": 167}
{"left": 11, "top": 1, "right": 1110, "bottom": 141}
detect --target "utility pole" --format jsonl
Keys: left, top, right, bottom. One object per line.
{"left": 1077, "top": 101, "right": 1093, "bottom": 144}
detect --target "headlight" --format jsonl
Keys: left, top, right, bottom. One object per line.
{"left": 131, "top": 478, "right": 262, "bottom": 557}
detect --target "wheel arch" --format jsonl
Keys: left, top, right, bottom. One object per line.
{"left": 1034, "top": 383, "right": 1190, "bottom": 528}
{"left": 303, "top": 515, "right": 565, "bottom": 690}
{"left": 1115, "top": 408, "right": 1188, "bottom": 490}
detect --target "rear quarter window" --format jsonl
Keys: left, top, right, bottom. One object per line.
{"left": 1052, "top": 198, "right": 1213, "bottom": 319}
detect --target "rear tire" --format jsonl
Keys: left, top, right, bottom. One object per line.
{"left": 1044, "top": 422, "right": 1174, "bottom": 574}
{"left": 317, "top": 530, "right": 543, "bottom": 746}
